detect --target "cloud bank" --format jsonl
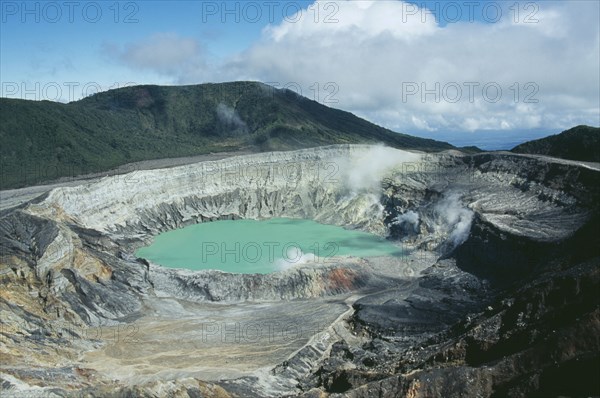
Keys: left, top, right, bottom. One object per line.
{"left": 104, "top": 33, "right": 206, "bottom": 77}
{"left": 108, "top": 1, "right": 599, "bottom": 137}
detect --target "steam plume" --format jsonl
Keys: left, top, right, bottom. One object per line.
{"left": 435, "top": 193, "right": 473, "bottom": 249}
{"left": 216, "top": 103, "right": 248, "bottom": 134}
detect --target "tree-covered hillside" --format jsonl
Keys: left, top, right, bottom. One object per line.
{"left": 0, "top": 82, "right": 454, "bottom": 189}
{"left": 512, "top": 125, "right": 600, "bottom": 162}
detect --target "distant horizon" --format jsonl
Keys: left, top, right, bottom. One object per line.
{"left": 2, "top": 1, "right": 598, "bottom": 150}
{"left": 407, "top": 127, "right": 566, "bottom": 151}
{"left": 1, "top": 80, "right": 593, "bottom": 151}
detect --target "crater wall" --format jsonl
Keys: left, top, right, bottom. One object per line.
{"left": 1, "top": 145, "right": 599, "bottom": 396}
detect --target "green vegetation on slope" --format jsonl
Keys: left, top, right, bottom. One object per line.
{"left": 511, "top": 125, "right": 600, "bottom": 162}
{"left": 0, "top": 81, "right": 453, "bottom": 189}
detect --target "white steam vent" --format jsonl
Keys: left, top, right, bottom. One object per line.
{"left": 435, "top": 193, "right": 474, "bottom": 249}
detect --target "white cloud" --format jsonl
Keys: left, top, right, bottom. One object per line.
{"left": 224, "top": 0, "right": 599, "bottom": 135}
{"left": 411, "top": 116, "right": 436, "bottom": 131}
{"left": 461, "top": 118, "right": 481, "bottom": 132}
{"left": 104, "top": 33, "right": 206, "bottom": 78}
{"left": 264, "top": 0, "right": 437, "bottom": 42}
{"left": 109, "top": 1, "right": 600, "bottom": 137}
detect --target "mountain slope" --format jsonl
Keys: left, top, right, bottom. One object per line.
{"left": 0, "top": 82, "right": 453, "bottom": 189}
{"left": 511, "top": 125, "right": 600, "bottom": 162}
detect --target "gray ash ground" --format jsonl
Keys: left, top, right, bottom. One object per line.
{"left": 1, "top": 145, "right": 598, "bottom": 397}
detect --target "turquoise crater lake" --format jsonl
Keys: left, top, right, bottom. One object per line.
{"left": 136, "top": 218, "right": 404, "bottom": 274}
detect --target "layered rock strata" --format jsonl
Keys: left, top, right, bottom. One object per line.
{"left": 0, "top": 145, "right": 598, "bottom": 397}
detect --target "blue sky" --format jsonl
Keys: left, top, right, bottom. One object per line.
{"left": 1, "top": 0, "right": 599, "bottom": 149}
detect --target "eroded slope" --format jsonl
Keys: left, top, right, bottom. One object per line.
{"left": 1, "top": 145, "right": 598, "bottom": 397}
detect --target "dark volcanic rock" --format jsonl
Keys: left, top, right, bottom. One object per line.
{"left": 306, "top": 258, "right": 600, "bottom": 398}
{"left": 1, "top": 145, "right": 599, "bottom": 397}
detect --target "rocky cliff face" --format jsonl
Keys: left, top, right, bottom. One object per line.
{"left": 29, "top": 146, "right": 400, "bottom": 238}
{"left": 1, "top": 145, "right": 598, "bottom": 397}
